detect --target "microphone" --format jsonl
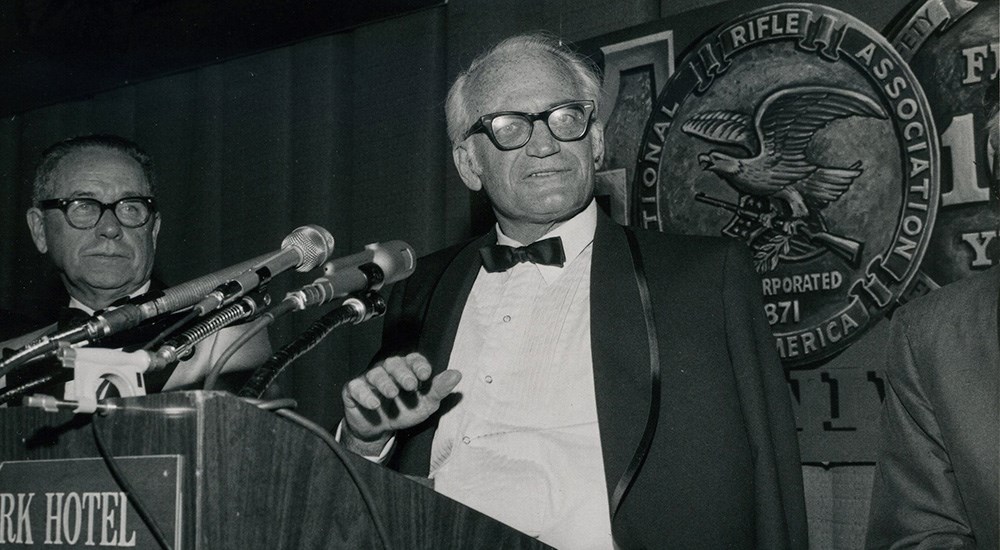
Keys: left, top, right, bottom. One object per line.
{"left": 148, "top": 290, "right": 271, "bottom": 370}
{"left": 0, "top": 231, "right": 331, "bottom": 380}
{"left": 282, "top": 240, "right": 415, "bottom": 311}
{"left": 187, "top": 225, "right": 335, "bottom": 315}
{"left": 58, "top": 225, "right": 336, "bottom": 345}
{"left": 203, "top": 241, "right": 413, "bottom": 389}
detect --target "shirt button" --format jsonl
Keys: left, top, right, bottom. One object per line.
{"left": 462, "top": 436, "right": 471, "bottom": 445}
{"left": 502, "top": 315, "right": 511, "bottom": 322}
{"left": 484, "top": 375, "right": 493, "bottom": 384}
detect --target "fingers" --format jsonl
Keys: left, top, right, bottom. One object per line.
{"left": 406, "top": 352, "right": 433, "bottom": 381}
{"left": 382, "top": 354, "right": 425, "bottom": 391}
{"left": 341, "top": 361, "right": 461, "bottom": 441}
{"left": 426, "top": 369, "right": 462, "bottom": 403}
{"left": 343, "top": 353, "right": 434, "bottom": 409}
{"left": 365, "top": 364, "right": 401, "bottom": 399}
{"left": 343, "top": 377, "right": 382, "bottom": 410}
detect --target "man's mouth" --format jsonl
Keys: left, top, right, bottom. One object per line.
{"left": 698, "top": 154, "right": 712, "bottom": 169}
{"left": 85, "top": 250, "right": 130, "bottom": 259}
{"left": 525, "top": 168, "right": 568, "bottom": 179}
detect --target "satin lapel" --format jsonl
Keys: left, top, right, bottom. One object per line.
{"left": 388, "top": 233, "right": 492, "bottom": 476}
{"left": 590, "top": 212, "right": 652, "bottom": 501}
{"left": 420, "top": 232, "right": 494, "bottom": 375}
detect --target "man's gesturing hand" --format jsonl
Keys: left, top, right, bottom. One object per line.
{"left": 341, "top": 352, "right": 461, "bottom": 456}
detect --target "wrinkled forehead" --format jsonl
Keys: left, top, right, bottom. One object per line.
{"left": 466, "top": 52, "right": 583, "bottom": 116}
{"left": 50, "top": 147, "right": 151, "bottom": 197}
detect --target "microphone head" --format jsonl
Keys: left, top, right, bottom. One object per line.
{"left": 283, "top": 225, "right": 335, "bottom": 271}
{"left": 370, "top": 240, "right": 416, "bottom": 284}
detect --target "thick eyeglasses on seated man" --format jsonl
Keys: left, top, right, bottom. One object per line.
{"left": 36, "top": 196, "right": 158, "bottom": 230}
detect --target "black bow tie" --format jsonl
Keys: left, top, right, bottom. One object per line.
{"left": 480, "top": 236, "right": 566, "bottom": 273}
{"left": 57, "top": 307, "right": 93, "bottom": 331}
{"left": 56, "top": 295, "right": 135, "bottom": 331}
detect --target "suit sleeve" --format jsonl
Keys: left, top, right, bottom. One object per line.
{"left": 722, "top": 241, "right": 808, "bottom": 549}
{"left": 864, "top": 310, "right": 976, "bottom": 549}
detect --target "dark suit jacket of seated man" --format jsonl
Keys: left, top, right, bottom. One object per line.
{"left": 339, "top": 33, "right": 807, "bottom": 549}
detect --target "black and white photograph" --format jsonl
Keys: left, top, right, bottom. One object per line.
{"left": 0, "top": 0, "right": 996, "bottom": 548}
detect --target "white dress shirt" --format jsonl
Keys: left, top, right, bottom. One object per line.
{"left": 430, "top": 201, "right": 613, "bottom": 549}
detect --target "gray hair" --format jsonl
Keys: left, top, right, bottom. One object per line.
{"left": 445, "top": 32, "right": 603, "bottom": 148}
{"left": 32, "top": 134, "right": 155, "bottom": 205}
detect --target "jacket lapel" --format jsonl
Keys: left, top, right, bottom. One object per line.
{"left": 590, "top": 212, "right": 653, "bottom": 501}
{"left": 391, "top": 232, "right": 492, "bottom": 476}
{"left": 420, "top": 232, "right": 494, "bottom": 375}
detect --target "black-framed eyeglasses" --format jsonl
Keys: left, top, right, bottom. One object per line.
{"left": 38, "top": 197, "right": 156, "bottom": 230}
{"left": 463, "top": 100, "right": 596, "bottom": 151}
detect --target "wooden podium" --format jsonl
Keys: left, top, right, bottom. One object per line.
{"left": 0, "top": 391, "right": 549, "bottom": 549}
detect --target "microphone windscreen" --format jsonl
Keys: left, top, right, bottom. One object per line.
{"left": 284, "top": 225, "right": 335, "bottom": 272}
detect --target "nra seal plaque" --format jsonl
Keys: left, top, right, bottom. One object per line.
{"left": 634, "top": 3, "right": 940, "bottom": 366}
{"left": 889, "top": 0, "right": 999, "bottom": 289}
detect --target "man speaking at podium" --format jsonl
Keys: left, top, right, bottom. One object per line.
{"left": 3, "top": 135, "right": 271, "bottom": 396}
{"left": 339, "top": 34, "right": 807, "bottom": 548}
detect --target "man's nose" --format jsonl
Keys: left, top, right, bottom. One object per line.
{"left": 94, "top": 208, "right": 123, "bottom": 238}
{"left": 525, "top": 120, "right": 560, "bottom": 158}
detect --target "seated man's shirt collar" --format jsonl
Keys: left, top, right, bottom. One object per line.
{"left": 69, "top": 281, "right": 153, "bottom": 315}
{"left": 494, "top": 200, "right": 597, "bottom": 283}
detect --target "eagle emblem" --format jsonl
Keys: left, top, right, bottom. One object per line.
{"left": 683, "top": 86, "right": 887, "bottom": 271}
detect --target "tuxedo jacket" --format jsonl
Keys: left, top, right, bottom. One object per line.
{"left": 866, "top": 266, "right": 999, "bottom": 549}
{"left": 376, "top": 211, "right": 807, "bottom": 549}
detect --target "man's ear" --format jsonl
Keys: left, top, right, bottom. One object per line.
{"left": 151, "top": 213, "right": 162, "bottom": 251}
{"left": 591, "top": 122, "right": 606, "bottom": 169}
{"left": 25, "top": 208, "right": 48, "bottom": 254}
{"left": 453, "top": 143, "right": 483, "bottom": 192}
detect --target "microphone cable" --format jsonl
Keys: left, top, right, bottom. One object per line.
{"left": 0, "top": 338, "right": 59, "bottom": 381}
{"left": 0, "top": 369, "right": 70, "bottom": 406}
{"left": 237, "top": 291, "right": 386, "bottom": 399}
{"left": 1, "top": 293, "right": 268, "bottom": 403}
{"left": 204, "top": 278, "right": 353, "bottom": 391}
{"left": 148, "top": 292, "right": 269, "bottom": 372}
{"left": 202, "top": 315, "right": 272, "bottom": 391}
{"left": 90, "top": 415, "right": 173, "bottom": 550}
{"left": 24, "top": 397, "right": 389, "bottom": 548}
{"left": 244, "top": 398, "right": 392, "bottom": 550}
{"left": 141, "top": 309, "right": 201, "bottom": 352}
